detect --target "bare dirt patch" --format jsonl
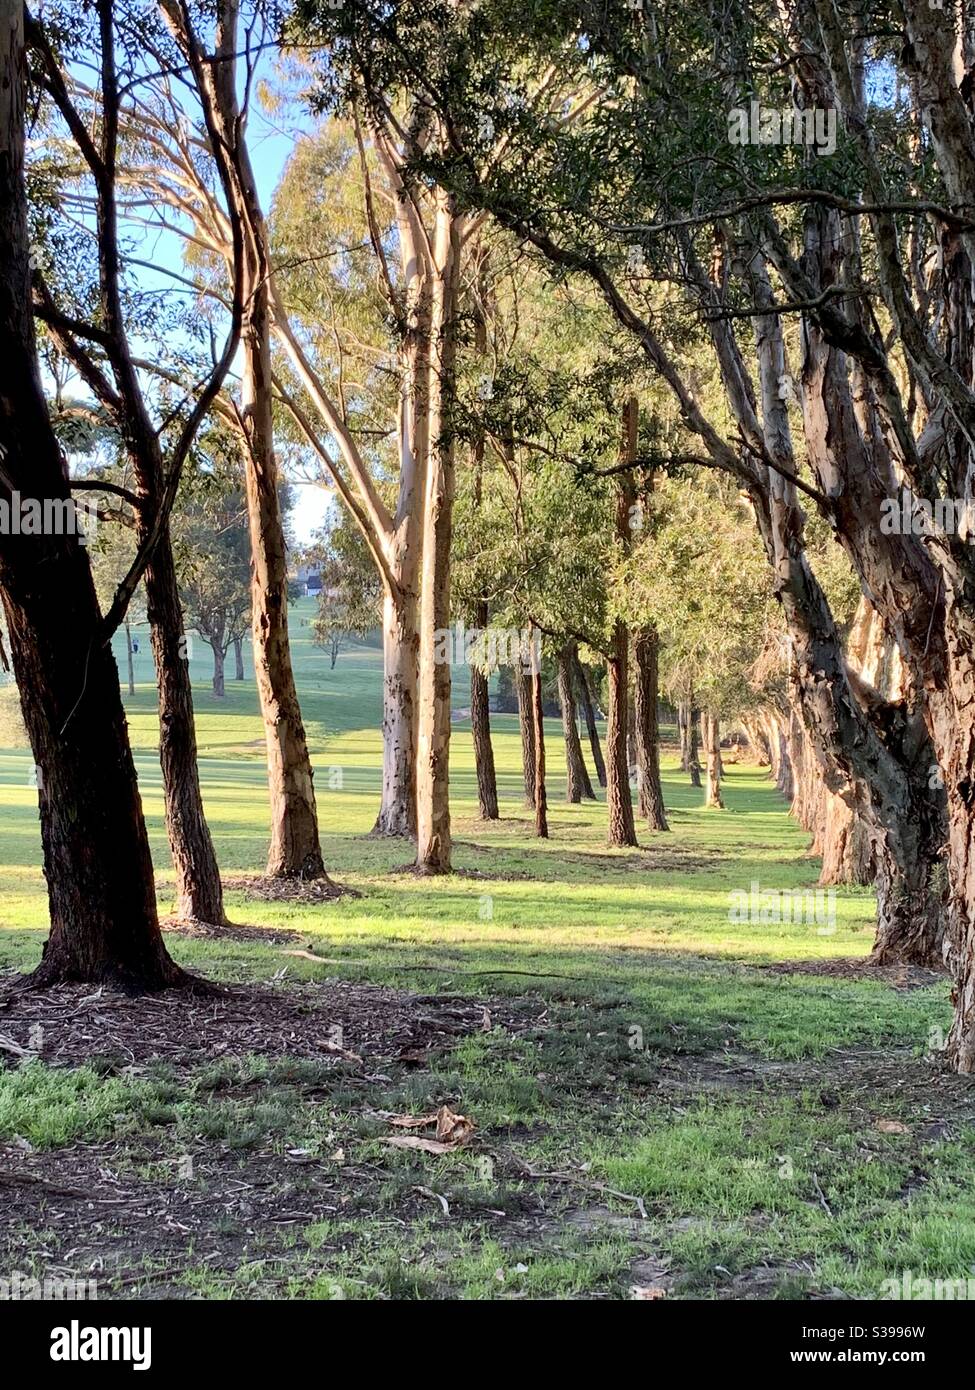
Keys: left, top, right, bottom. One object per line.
{"left": 161, "top": 918, "right": 304, "bottom": 945}
{"left": 758, "top": 957, "right": 949, "bottom": 991}
{"left": 221, "top": 874, "right": 360, "bottom": 905}
{"left": 0, "top": 977, "right": 538, "bottom": 1073}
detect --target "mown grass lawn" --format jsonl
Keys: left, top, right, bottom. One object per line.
{"left": 0, "top": 601, "right": 971, "bottom": 1300}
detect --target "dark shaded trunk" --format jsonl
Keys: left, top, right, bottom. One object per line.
{"left": 470, "top": 600, "right": 499, "bottom": 820}
{"left": 606, "top": 622, "right": 637, "bottom": 848}
{"left": 678, "top": 700, "right": 692, "bottom": 772}
{"left": 571, "top": 647, "right": 606, "bottom": 788}
{"left": 0, "top": 8, "right": 181, "bottom": 988}
{"left": 633, "top": 628, "right": 668, "bottom": 830}
{"left": 531, "top": 636, "right": 548, "bottom": 838}
{"left": 516, "top": 669, "right": 537, "bottom": 808}
{"left": 688, "top": 707, "right": 703, "bottom": 788}
{"left": 234, "top": 634, "right": 244, "bottom": 680}
{"left": 558, "top": 643, "right": 595, "bottom": 802}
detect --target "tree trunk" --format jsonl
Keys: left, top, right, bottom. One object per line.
{"left": 688, "top": 707, "right": 703, "bottom": 788}
{"left": 558, "top": 643, "right": 595, "bottom": 802}
{"left": 678, "top": 700, "right": 691, "bottom": 772}
{"left": 470, "top": 600, "right": 499, "bottom": 820}
{"left": 211, "top": 637, "right": 226, "bottom": 698}
{"left": 818, "top": 794, "right": 875, "bottom": 887}
{"left": 606, "top": 624, "right": 638, "bottom": 847}
{"left": 516, "top": 668, "right": 537, "bottom": 809}
{"left": 199, "top": 26, "right": 328, "bottom": 881}
{"left": 704, "top": 711, "right": 725, "bottom": 809}
{"left": 234, "top": 634, "right": 245, "bottom": 680}
{"left": 633, "top": 628, "right": 668, "bottom": 830}
{"left": 374, "top": 583, "right": 418, "bottom": 837}
{"left": 0, "top": 7, "right": 181, "bottom": 988}
{"left": 570, "top": 645, "right": 606, "bottom": 788}
{"left": 531, "top": 635, "right": 548, "bottom": 838}
{"left": 415, "top": 189, "right": 459, "bottom": 874}
{"left": 125, "top": 618, "right": 135, "bottom": 695}
{"left": 143, "top": 536, "right": 227, "bottom": 923}
{"left": 626, "top": 691, "right": 638, "bottom": 785}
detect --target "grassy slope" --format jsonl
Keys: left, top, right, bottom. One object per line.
{"left": 0, "top": 599, "right": 972, "bottom": 1301}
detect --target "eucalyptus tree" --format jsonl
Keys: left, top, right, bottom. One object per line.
{"left": 23, "top": 0, "right": 242, "bottom": 931}
{"left": 0, "top": 3, "right": 219, "bottom": 987}
{"left": 344, "top": 0, "right": 955, "bottom": 988}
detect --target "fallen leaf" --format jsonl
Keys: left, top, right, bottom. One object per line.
{"left": 435, "top": 1105, "right": 475, "bottom": 1145}
{"left": 875, "top": 1119, "right": 910, "bottom": 1134}
{"left": 379, "top": 1135, "right": 456, "bottom": 1154}
{"left": 319, "top": 1039, "right": 363, "bottom": 1064}
{"left": 388, "top": 1112, "right": 440, "bottom": 1130}
{"left": 631, "top": 1286, "right": 667, "bottom": 1300}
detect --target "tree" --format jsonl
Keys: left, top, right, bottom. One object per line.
{"left": 163, "top": 0, "right": 329, "bottom": 881}
{"left": 27, "top": 0, "right": 240, "bottom": 928}
{"left": 175, "top": 469, "right": 251, "bottom": 699}
{"left": 306, "top": 506, "right": 382, "bottom": 671}
{"left": 381, "top": 0, "right": 952, "bottom": 982}
{"left": 0, "top": 3, "right": 181, "bottom": 988}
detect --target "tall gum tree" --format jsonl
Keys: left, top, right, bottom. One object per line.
{"left": 28, "top": 2, "right": 237, "bottom": 926}
{"left": 163, "top": 0, "right": 328, "bottom": 879}
{"left": 0, "top": 2, "right": 184, "bottom": 989}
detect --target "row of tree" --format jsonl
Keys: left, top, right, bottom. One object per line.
{"left": 4, "top": 0, "right": 975, "bottom": 1072}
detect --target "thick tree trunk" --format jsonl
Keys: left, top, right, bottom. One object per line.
{"left": 558, "top": 643, "right": 595, "bottom": 802}
{"left": 633, "top": 628, "right": 668, "bottom": 830}
{"left": 374, "top": 584, "right": 418, "bottom": 837}
{"left": 818, "top": 795, "right": 875, "bottom": 887}
{"left": 606, "top": 624, "right": 638, "bottom": 848}
{"left": 704, "top": 711, "right": 725, "bottom": 809}
{"left": 570, "top": 645, "right": 606, "bottom": 789}
{"left": 470, "top": 600, "right": 499, "bottom": 820}
{"left": 3, "top": 570, "right": 182, "bottom": 988}
{"left": 516, "top": 668, "right": 537, "bottom": 809}
{"left": 0, "top": 7, "right": 181, "bottom": 988}
{"left": 234, "top": 634, "right": 244, "bottom": 680}
{"left": 531, "top": 637, "right": 548, "bottom": 839}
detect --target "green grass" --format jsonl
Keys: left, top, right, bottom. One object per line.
{"left": 0, "top": 598, "right": 970, "bottom": 1301}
